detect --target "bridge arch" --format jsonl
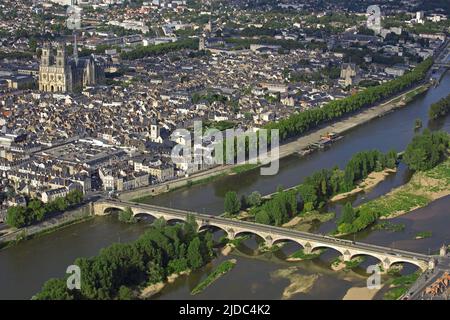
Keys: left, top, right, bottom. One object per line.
{"left": 310, "top": 245, "right": 345, "bottom": 257}
{"left": 348, "top": 253, "right": 384, "bottom": 268}
{"left": 133, "top": 212, "right": 161, "bottom": 221}
{"left": 234, "top": 230, "right": 267, "bottom": 244}
{"left": 166, "top": 217, "right": 188, "bottom": 225}
{"left": 272, "top": 238, "right": 305, "bottom": 248}
{"left": 385, "top": 259, "right": 427, "bottom": 272}
{"left": 198, "top": 224, "right": 230, "bottom": 237}
{"left": 103, "top": 206, "right": 126, "bottom": 214}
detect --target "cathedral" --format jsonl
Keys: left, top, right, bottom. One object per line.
{"left": 39, "top": 42, "right": 104, "bottom": 93}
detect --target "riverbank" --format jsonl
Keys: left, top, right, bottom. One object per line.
{"left": 0, "top": 204, "right": 93, "bottom": 250}
{"left": 343, "top": 286, "right": 383, "bottom": 300}
{"left": 335, "top": 156, "right": 450, "bottom": 237}
{"left": 330, "top": 168, "right": 397, "bottom": 202}
{"left": 124, "top": 81, "right": 431, "bottom": 203}
{"left": 140, "top": 270, "right": 191, "bottom": 299}
{"left": 374, "top": 157, "right": 450, "bottom": 220}
{"left": 282, "top": 211, "right": 335, "bottom": 232}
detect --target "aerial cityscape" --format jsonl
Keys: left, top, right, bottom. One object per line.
{"left": 0, "top": 0, "right": 449, "bottom": 304}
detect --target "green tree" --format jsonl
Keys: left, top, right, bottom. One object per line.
{"left": 28, "top": 199, "right": 45, "bottom": 222}
{"left": 297, "top": 184, "right": 318, "bottom": 211}
{"left": 255, "top": 210, "right": 272, "bottom": 225}
{"left": 6, "top": 206, "right": 28, "bottom": 228}
{"left": 403, "top": 130, "right": 449, "bottom": 171}
{"left": 117, "top": 286, "right": 135, "bottom": 300}
{"left": 118, "top": 207, "right": 136, "bottom": 223}
{"left": 429, "top": 93, "right": 450, "bottom": 120}
{"left": 224, "top": 191, "right": 241, "bottom": 214}
{"left": 66, "top": 190, "right": 83, "bottom": 205}
{"left": 187, "top": 237, "right": 204, "bottom": 269}
{"left": 52, "top": 197, "right": 68, "bottom": 212}
{"left": 247, "top": 191, "right": 262, "bottom": 207}
{"left": 33, "top": 278, "right": 74, "bottom": 300}
{"left": 339, "top": 202, "right": 356, "bottom": 225}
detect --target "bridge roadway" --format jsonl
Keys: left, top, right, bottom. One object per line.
{"left": 94, "top": 199, "right": 435, "bottom": 271}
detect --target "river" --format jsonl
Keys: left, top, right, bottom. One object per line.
{"left": 0, "top": 73, "right": 449, "bottom": 300}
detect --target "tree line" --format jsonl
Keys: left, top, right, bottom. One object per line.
{"left": 403, "top": 129, "right": 449, "bottom": 171}
{"left": 336, "top": 130, "right": 449, "bottom": 234}
{"left": 429, "top": 93, "right": 450, "bottom": 120}
{"left": 208, "top": 57, "right": 432, "bottom": 164}
{"left": 34, "top": 216, "right": 214, "bottom": 300}
{"left": 264, "top": 58, "right": 433, "bottom": 141}
{"left": 6, "top": 190, "right": 84, "bottom": 229}
{"left": 224, "top": 149, "right": 398, "bottom": 227}
{"left": 120, "top": 38, "right": 199, "bottom": 60}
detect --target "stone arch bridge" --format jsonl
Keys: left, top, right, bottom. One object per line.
{"left": 93, "top": 199, "right": 434, "bottom": 271}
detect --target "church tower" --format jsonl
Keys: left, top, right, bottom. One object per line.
{"left": 55, "top": 43, "right": 69, "bottom": 92}
{"left": 199, "top": 36, "right": 206, "bottom": 51}
{"left": 150, "top": 118, "right": 160, "bottom": 142}
{"left": 39, "top": 42, "right": 102, "bottom": 94}
{"left": 41, "top": 42, "right": 51, "bottom": 66}
{"left": 56, "top": 43, "right": 66, "bottom": 68}
{"left": 39, "top": 42, "right": 51, "bottom": 91}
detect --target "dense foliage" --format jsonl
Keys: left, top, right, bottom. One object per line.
{"left": 254, "top": 188, "right": 298, "bottom": 226}
{"left": 403, "top": 129, "right": 449, "bottom": 171}
{"left": 264, "top": 58, "right": 433, "bottom": 141}
{"left": 34, "top": 216, "right": 214, "bottom": 300}
{"left": 121, "top": 38, "right": 198, "bottom": 60}
{"left": 251, "top": 150, "right": 398, "bottom": 226}
{"left": 429, "top": 93, "right": 450, "bottom": 120}
{"left": 6, "top": 190, "right": 84, "bottom": 228}
{"left": 118, "top": 207, "right": 136, "bottom": 223}
{"left": 336, "top": 130, "right": 449, "bottom": 234}
{"left": 224, "top": 191, "right": 241, "bottom": 214}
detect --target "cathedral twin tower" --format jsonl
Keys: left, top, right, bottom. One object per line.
{"left": 39, "top": 42, "right": 104, "bottom": 93}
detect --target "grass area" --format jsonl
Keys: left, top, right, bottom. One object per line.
{"left": 289, "top": 249, "right": 322, "bottom": 260}
{"left": 341, "top": 157, "right": 450, "bottom": 234}
{"left": 227, "top": 235, "right": 251, "bottom": 247}
{"left": 331, "top": 256, "right": 365, "bottom": 271}
{"left": 372, "top": 221, "right": 406, "bottom": 232}
{"left": 231, "top": 163, "right": 260, "bottom": 174}
{"left": 383, "top": 286, "right": 408, "bottom": 300}
{"left": 386, "top": 83, "right": 429, "bottom": 105}
{"left": 402, "top": 84, "right": 430, "bottom": 103}
{"left": 344, "top": 256, "right": 365, "bottom": 270}
{"left": 132, "top": 194, "right": 154, "bottom": 203}
{"left": 299, "top": 211, "right": 335, "bottom": 223}
{"left": 191, "top": 260, "right": 236, "bottom": 295}
{"left": 331, "top": 257, "right": 342, "bottom": 267}
{"left": 415, "top": 231, "right": 432, "bottom": 239}
{"left": 359, "top": 191, "right": 431, "bottom": 218}
{"left": 383, "top": 272, "right": 420, "bottom": 300}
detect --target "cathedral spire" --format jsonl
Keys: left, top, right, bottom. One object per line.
{"left": 73, "top": 31, "right": 78, "bottom": 64}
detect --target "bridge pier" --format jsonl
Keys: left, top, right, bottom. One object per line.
{"left": 303, "top": 242, "right": 313, "bottom": 255}
{"left": 265, "top": 236, "right": 273, "bottom": 247}
{"left": 226, "top": 228, "right": 235, "bottom": 240}
{"left": 382, "top": 259, "right": 392, "bottom": 271}
{"left": 343, "top": 250, "right": 352, "bottom": 262}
